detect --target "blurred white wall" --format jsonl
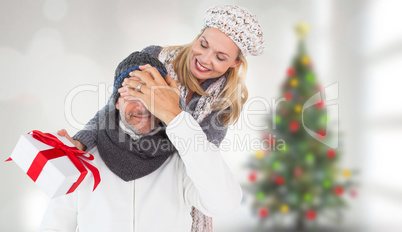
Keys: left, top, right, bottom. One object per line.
{"left": 1, "top": 0, "right": 401, "bottom": 231}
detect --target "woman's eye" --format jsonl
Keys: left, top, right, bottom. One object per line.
{"left": 200, "top": 41, "right": 207, "bottom": 48}
{"left": 217, "top": 56, "right": 225, "bottom": 61}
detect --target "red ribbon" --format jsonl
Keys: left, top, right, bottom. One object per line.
{"left": 9, "top": 130, "right": 100, "bottom": 194}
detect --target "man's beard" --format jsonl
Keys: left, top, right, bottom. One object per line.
{"left": 119, "top": 109, "right": 160, "bottom": 135}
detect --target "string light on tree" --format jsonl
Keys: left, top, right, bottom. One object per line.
{"left": 285, "top": 92, "right": 292, "bottom": 101}
{"left": 255, "top": 150, "right": 264, "bottom": 159}
{"left": 323, "top": 180, "right": 332, "bottom": 189}
{"left": 343, "top": 170, "right": 351, "bottom": 178}
{"left": 322, "top": 115, "right": 328, "bottom": 123}
{"left": 275, "top": 115, "right": 282, "bottom": 124}
{"left": 290, "top": 78, "right": 299, "bottom": 87}
{"left": 273, "top": 161, "right": 281, "bottom": 171}
{"left": 305, "top": 210, "right": 316, "bottom": 220}
{"left": 259, "top": 208, "right": 269, "bottom": 218}
{"left": 294, "top": 167, "right": 303, "bottom": 177}
{"left": 306, "top": 153, "right": 315, "bottom": 164}
{"left": 280, "top": 144, "right": 289, "bottom": 153}
{"left": 334, "top": 186, "right": 344, "bottom": 196}
{"left": 316, "top": 100, "right": 324, "bottom": 109}
{"left": 257, "top": 191, "right": 265, "bottom": 200}
{"left": 318, "top": 130, "right": 326, "bottom": 138}
{"left": 327, "top": 149, "right": 336, "bottom": 159}
{"left": 301, "top": 55, "right": 310, "bottom": 65}
{"left": 276, "top": 176, "right": 285, "bottom": 185}
{"left": 304, "top": 193, "right": 312, "bottom": 202}
{"left": 290, "top": 121, "right": 299, "bottom": 132}
{"left": 294, "top": 104, "right": 302, "bottom": 113}
{"left": 306, "top": 73, "right": 314, "bottom": 82}
{"left": 350, "top": 189, "right": 358, "bottom": 198}
{"left": 249, "top": 171, "right": 257, "bottom": 183}
{"left": 287, "top": 68, "right": 296, "bottom": 77}
{"left": 281, "top": 204, "right": 289, "bottom": 213}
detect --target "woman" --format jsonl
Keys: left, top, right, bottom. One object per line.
{"left": 69, "top": 4, "right": 265, "bottom": 232}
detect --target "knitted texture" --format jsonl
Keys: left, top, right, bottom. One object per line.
{"left": 203, "top": 5, "right": 265, "bottom": 56}
{"left": 191, "top": 206, "right": 213, "bottom": 232}
{"left": 111, "top": 51, "right": 168, "bottom": 104}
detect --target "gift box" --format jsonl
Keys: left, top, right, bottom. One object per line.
{"left": 8, "top": 130, "right": 100, "bottom": 198}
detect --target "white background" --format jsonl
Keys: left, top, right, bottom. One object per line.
{"left": 1, "top": 0, "right": 401, "bottom": 231}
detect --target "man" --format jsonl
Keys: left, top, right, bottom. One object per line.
{"left": 38, "top": 52, "right": 242, "bottom": 232}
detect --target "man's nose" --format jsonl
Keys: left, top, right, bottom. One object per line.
{"left": 133, "top": 100, "right": 148, "bottom": 112}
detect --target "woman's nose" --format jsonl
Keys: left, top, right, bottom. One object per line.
{"left": 200, "top": 51, "right": 213, "bottom": 64}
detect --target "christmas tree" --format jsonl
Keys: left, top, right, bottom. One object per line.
{"left": 244, "top": 23, "right": 356, "bottom": 231}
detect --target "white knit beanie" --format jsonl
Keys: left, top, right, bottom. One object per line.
{"left": 203, "top": 5, "right": 265, "bottom": 56}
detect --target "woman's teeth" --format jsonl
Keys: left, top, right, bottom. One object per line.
{"left": 196, "top": 60, "right": 210, "bottom": 71}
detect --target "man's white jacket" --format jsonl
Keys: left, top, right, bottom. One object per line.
{"left": 38, "top": 111, "right": 243, "bottom": 232}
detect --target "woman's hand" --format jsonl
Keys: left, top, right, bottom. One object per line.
{"left": 118, "top": 66, "right": 182, "bottom": 125}
{"left": 57, "top": 129, "right": 86, "bottom": 151}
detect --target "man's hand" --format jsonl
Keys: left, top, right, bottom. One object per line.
{"left": 57, "top": 129, "right": 86, "bottom": 151}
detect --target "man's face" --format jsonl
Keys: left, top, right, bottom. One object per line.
{"left": 115, "top": 87, "right": 160, "bottom": 135}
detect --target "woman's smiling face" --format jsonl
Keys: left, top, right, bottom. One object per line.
{"left": 189, "top": 27, "right": 242, "bottom": 83}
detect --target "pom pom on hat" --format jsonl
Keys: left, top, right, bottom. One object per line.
{"left": 111, "top": 52, "right": 167, "bottom": 104}
{"left": 203, "top": 5, "right": 265, "bottom": 56}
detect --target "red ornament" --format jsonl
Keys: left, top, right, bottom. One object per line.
{"left": 259, "top": 208, "right": 269, "bottom": 218}
{"left": 316, "top": 101, "right": 324, "bottom": 109}
{"left": 350, "top": 189, "right": 358, "bottom": 198}
{"left": 285, "top": 92, "right": 292, "bottom": 101}
{"left": 262, "top": 133, "right": 271, "bottom": 141}
{"left": 269, "top": 137, "right": 275, "bottom": 146}
{"left": 289, "top": 121, "right": 299, "bottom": 132}
{"left": 317, "top": 130, "right": 326, "bottom": 138}
{"left": 263, "top": 134, "right": 275, "bottom": 146}
{"left": 327, "top": 149, "right": 336, "bottom": 159}
{"left": 249, "top": 171, "right": 257, "bottom": 182}
{"left": 276, "top": 176, "right": 285, "bottom": 185}
{"left": 334, "top": 186, "right": 344, "bottom": 196}
{"left": 287, "top": 68, "right": 295, "bottom": 77}
{"left": 305, "top": 210, "right": 316, "bottom": 220}
{"left": 294, "top": 167, "right": 303, "bottom": 177}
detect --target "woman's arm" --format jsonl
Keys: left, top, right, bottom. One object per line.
{"left": 167, "top": 111, "right": 242, "bottom": 217}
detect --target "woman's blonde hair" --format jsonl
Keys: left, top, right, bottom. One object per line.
{"left": 167, "top": 30, "right": 249, "bottom": 126}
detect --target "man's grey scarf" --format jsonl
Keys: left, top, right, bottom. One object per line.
{"left": 97, "top": 106, "right": 176, "bottom": 181}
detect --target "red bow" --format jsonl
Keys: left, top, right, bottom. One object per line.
{"left": 8, "top": 130, "right": 100, "bottom": 194}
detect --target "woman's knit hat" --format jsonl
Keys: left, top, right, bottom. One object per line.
{"left": 111, "top": 51, "right": 167, "bottom": 104}
{"left": 203, "top": 5, "right": 265, "bottom": 57}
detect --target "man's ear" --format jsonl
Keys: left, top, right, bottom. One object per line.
{"left": 231, "top": 60, "right": 242, "bottom": 68}
{"left": 115, "top": 99, "right": 120, "bottom": 110}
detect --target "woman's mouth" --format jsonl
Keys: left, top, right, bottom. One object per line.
{"left": 195, "top": 59, "right": 211, "bottom": 72}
